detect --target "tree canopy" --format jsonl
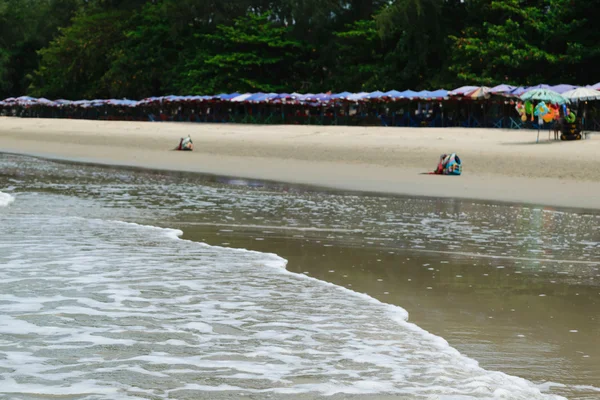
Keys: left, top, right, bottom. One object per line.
{"left": 0, "top": 0, "right": 599, "bottom": 99}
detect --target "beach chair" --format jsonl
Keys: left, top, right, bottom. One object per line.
{"left": 509, "top": 117, "right": 524, "bottom": 129}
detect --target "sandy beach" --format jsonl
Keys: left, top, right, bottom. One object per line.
{"left": 1, "top": 117, "right": 600, "bottom": 210}
{"left": 2, "top": 123, "right": 600, "bottom": 399}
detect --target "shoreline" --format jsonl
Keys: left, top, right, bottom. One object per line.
{"left": 2, "top": 117, "right": 600, "bottom": 210}
{"left": 2, "top": 131, "right": 599, "bottom": 400}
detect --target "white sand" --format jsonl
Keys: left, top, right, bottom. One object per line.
{"left": 1, "top": 117, "right": 600, "bottom": 210}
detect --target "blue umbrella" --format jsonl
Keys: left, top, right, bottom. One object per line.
{"left": 331, "top": 92, "right": 353, "bottom": 100}
{"left": 383, "top": 90, "right": 404, "bottom": 99}
{"left": 398, "top": 90, "right": 419, "bottom": 99}
{"left": 366, "top": 91, "right": 385, "bottom": 99}
{"left": 489, "top": 84, "right": 516, "bottom": 95}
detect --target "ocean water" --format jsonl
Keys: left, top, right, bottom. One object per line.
{"left": 0, "top": 153, "right": 597, "bottom": 399}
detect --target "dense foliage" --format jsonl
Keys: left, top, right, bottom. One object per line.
{"left": 1, "top": 0, "right": 599, "bottom": 99}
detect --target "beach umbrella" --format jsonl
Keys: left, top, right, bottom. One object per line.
{"left": 589, "top": 82, "right": 600, "bottom": 90}
{"left": 510, "top": 87, "right": 528, "bottom": 96}
{"left": 346, "top": 92, "right": 369, "bottom": 102}
{"left": 398, "top": 90, "right": 419, "bottom": 100}
{"left": 413, "top": 90, "right": 447, "bottom": 100}
{"left": 284, "top": 92, "right": 304, "bottom": 104}
{"left": 520, "top": 89, "right": 569, "bottom": 143}
{"left": 302, "top": 93, "right": 332, "bottom": 103}
{"left": 245, "top": 92, "right": 267, "bottom": 102}
{"left": 330, "top": 92, "right": 353, "bottom": 100}
{"left": 465, "top": 86, "right": 491, "bottom": 99}
{"left": 291, "top": 93, "right": 316, "bottom": 103}
{"left": 413, "top": 90, "right": 432, "bottom": 100}
{"left": 521, "top": 84, "right": 553, "bottom": 94}
{"left": 562, "top": 87, "right": 600, "bottom": 101}
{"left": 520, "top": 88, "right": 569, "bottom": 105}
{"left": 216, "top": 93, "right": 240, "bottom": 101}
{"left": 270, "top": 93, "right": 291, "bottom": 103}
{"left": 260, "top": 93, "right": 279, "bottom": 102}
{"left": 14, "top": 96, "right": 37, "bottom": 106}
{"left": 562, "top": 87, "right": 600, "bottom": 129}
{"left": 550, "top": 84, "right": 579, "bottom": 94}
{"left": 16, "top": 96, "right": 37, "bottom": 102}
{"left": 382, "top": 90, "right": 404, "bottom": 99}
{"left": 366, "top": 91, "right": 385, "bottom": 100}
{"left": 36, "top": 98, "right": 56, "bottom": 106}
{"left": 427, "top": 89, "right": 449, "bottom": 99}
{"left": 448, "top": 86, "right": 478, "bottom": 96}
{"left": 489, "top": 84, "right": 516, "bottom": 95}
{"left": 231, "top": 93, "right": 253, "bottom": 102}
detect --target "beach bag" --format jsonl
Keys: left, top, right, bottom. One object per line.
{"left": 433, "top": 153, "right": 462, "bottom": 175}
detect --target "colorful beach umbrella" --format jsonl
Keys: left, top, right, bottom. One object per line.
{"left": 520, "top": 89, "right": 569, "bottom": 143}
{"left": 465, "top": 86, "right": 491, "bottom": 99}
{"left": 520, "top": 89, "right": 569, "bottom": 105}
{"left": 448, "top": 86, "right": 478, "bottom": 96}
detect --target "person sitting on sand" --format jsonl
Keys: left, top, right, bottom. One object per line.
{"left": 176, "top": 135, "right": 193, "bottom": 151}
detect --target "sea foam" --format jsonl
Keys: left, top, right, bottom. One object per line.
{"left": 0, "top": 214, "right": 566, "bottom": 399}
{"left": 0, "top": 191, "right": 15, "bottom": 207}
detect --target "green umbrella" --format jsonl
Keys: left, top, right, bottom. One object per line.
{"left": 520, "top": 89, "right": 570, "bottom": 143}
{"left": 520, "top": 88, "right": 570, "bottom": 105}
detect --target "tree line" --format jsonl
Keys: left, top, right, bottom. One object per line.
{"left": 1, "top": 0, "right": 598, "bottom": 100}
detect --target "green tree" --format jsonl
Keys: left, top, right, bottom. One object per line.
{"left": 0, "top": 0, "right": 81, "bottom": 98}
{"left": 29, "top": 10, "right": 129, "bottom": 99}
{"left": 329, "top": 20, "right": 384, "bottom": 91}
{"left": 449, "top": 0, "right": 585, "bottom": 85}
{"left": 173, "top": 13, "right": 308, "bottom": 94}
{"left": 101, "top": 1, "right": 182, "bottom": 98}
{"left": 374, "top": 0, "right": 452, "bottom": 89}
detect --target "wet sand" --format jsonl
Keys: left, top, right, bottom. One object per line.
{"left": 2, "top": 117, "right": 600, "bottom": 210}
{"left": 177, "top": 222, "right": 600, "bottom": 400}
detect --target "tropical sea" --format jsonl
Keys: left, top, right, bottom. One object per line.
{"left": 0, "top": 152, "right": 598, "bottom": 400}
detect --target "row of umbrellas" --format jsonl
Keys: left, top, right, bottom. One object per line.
{"left": 450, "top": 84, "right": 600, "bottom": 102}
{"left": 520, "top": 87, "right": 600, "bottom": 105}
{"left": 2, "top": 84, "right": 600, "bottom": 108}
